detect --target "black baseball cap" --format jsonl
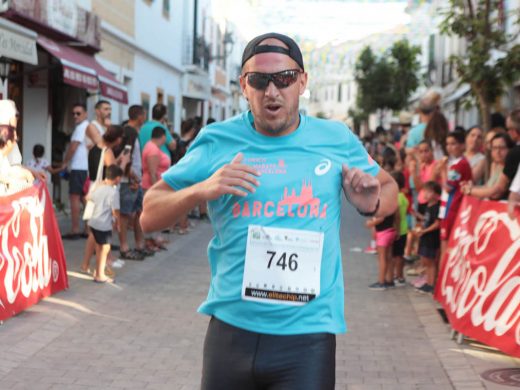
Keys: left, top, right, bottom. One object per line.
{"left": 241, "top": 32, "right": 304, "bottom": 71}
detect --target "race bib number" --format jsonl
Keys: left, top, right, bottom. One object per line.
{"left": 242, "top": 225, "right": 324, "bottom": 306}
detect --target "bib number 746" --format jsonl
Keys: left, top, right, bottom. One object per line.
{"left": 266, "top": 250, "right": 298, "bottom": 271}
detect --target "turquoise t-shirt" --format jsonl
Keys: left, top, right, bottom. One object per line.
{"left": 406, "top": 123, "right": 426, "bottom": 149}
{"left": 162, "top": 111, "right": 380, "bottom": 335}
{"left": 138, "top": 120, "right": 173, "bottom": 156}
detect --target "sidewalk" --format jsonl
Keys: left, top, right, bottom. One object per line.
{"left": 0, "top": 205, "right": 518, "bottom": 389}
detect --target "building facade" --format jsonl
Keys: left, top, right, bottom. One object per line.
{"left": 0, "top": 0, "right": 245, "bottom": 206}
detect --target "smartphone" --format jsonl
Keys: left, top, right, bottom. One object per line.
{"left": 123, "top": 145, "right": 131, "bottom": 155}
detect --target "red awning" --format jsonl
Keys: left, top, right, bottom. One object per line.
{"left": 37, "top": 37, "right": 128, "bottom": 104}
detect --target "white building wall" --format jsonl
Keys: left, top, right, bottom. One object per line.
{"left": 96, "top": 0, "right": 185, "bottom": 131}
{"left": 132, "top": 54, "right": 183, "bottom": 131}
{"left": 134, "top": 1, "right": 184, "bottom": 71}
{"left": 22, "top": 81, "right": 50, "bottom": 165}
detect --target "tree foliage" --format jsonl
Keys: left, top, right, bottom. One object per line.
{"left": 354, "top": 40, "right": 421, "bottom": 117}
{"left": 440, "top": 0, "right": 520, "bottom": 130}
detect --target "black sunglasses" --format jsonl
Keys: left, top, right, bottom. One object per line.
{"left": 244, "top": 69, "right": 302, "bottom": 90}
{"left": 72, "top": 111, "right": 82, "bottom": 116}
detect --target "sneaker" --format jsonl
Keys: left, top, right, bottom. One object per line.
{"left": 364, "top": 246, "right": 377, "bottom": 254}
{"left": 403, "top": 255, "right": 415, "bottom": 263}
{"left": 412, "top": 275, "right": 427, "bottom": 288}
{"left": 120, "top": 250, "right": 145, "bottom": 261}
{"left": 112, "top": 259, "right": 125, "bottom": 269}
{"left": 416, "top": 284, "right": 434, "bottom": 294}
{"left": 369, "top": 282, "right": 387, "bottom": 291}
{"left": 394, "top": 278, "right": 406, "bottom": 287}
{"left": 384, "top": 280, "right": 395, "bottom": 288}
{"left": 406, "top": 266, "right": 423, "bottom": 276}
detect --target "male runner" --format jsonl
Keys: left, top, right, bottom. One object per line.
{"left": 141, "top": 32, "right": 398, "bottom": 389}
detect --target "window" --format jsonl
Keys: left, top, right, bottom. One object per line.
{"left": 141, "top": 92, "right": 150, "bottom": 121}
{"left": 163, "top": 0, "right": 170, "bottom": 18}
{"left": 157, "top": 88, "right": 164, "bottom": 104}
{"left": 338, "top": 84, "right": 342, "bottom": 103}
{"left": 167, "top": 95, "right": 175, "bottom": 130}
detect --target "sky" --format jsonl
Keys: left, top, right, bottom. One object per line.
{"left": 212, "top": 0, "right": 411, "bottom": 46}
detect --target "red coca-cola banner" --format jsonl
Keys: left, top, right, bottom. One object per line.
{"left": 434, "top": 196, "right": 520, "bottom": 358}
{"left": 0, "top": 182, "right": 68, "bottom": 321}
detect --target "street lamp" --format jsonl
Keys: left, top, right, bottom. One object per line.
{"left": 210, "top": 31, "right": 234, "bottom": 61}
{"left": 0, "top": 58, "right": 11, "bottom": 83}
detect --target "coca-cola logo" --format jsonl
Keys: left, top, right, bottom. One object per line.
{"left": 0, "top": 190, "right": 55, "bottom": 306}
{"left": 439, "top": 203, "right": 520, "bottom": 346}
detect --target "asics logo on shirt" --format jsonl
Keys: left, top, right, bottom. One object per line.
{"left": 314, "top": 159, "right": 331, "bottom": 176}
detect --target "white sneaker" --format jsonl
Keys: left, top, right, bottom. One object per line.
{"left": 112, "top": 259, "right": 125, "bottom": 268}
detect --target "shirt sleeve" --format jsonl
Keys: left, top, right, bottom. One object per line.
{"left": 71, "top": 123, "right": 85, "bottom": 143}
{"left": 345, "top": 129, "right": 380, "bottom": 177}
{"left": 112, "top": 188, "right": 120, "bottom": 211}
{"left": 162, "top": 130, "right": 214, "bottom": 190}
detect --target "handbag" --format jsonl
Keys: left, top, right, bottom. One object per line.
{"left": 82, "top": 147, "right": 106, "bottom": 220}
{"left": 82, "top": 177, "right": 91, "bottom": 195}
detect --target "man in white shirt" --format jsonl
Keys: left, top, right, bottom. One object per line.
{"left": 61, "top": 103, "right": 90, "bottom": 239}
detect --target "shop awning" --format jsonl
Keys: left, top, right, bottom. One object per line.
{"left": 444, "top": 84, "right": 471, "bottom": 105}
{"left": 37, "top": 36, "right": 128, "bottom": 104}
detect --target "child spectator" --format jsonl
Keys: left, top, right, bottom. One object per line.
{"left": 367, "top": 211, "right": 396, "bottom": 291}
{"left": 86, "top": 164, "right": 123, "bottom": 283}
{"left": 414, "top": 181, "right": 442, "bottom": 294}
{"left": 25, "top": 144, "right": 60, "bottom": 182}
{"left": 391, "top": 171, "right": 408, "bottom": 286}
{"left": 438, "top": 130, "right": 472, "bottom": 262}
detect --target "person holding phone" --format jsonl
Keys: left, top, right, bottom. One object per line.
{"left": 117, "top": 105, "right": 152, "bottom": 260}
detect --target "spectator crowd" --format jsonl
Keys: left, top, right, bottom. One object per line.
{"left": 0, "top": 98, "right": 212, "bottom": 283}
{"left": 1, "top": 94, "right": 519, "bottom": 286}
{"left": 361, "top": 91, "right": 520, "bottom": 295}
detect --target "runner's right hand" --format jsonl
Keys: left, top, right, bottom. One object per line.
{"left": 199, "top": 153, "right": 261, "bottom": 201}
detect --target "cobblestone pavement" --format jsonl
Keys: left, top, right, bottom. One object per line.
{"left": 0, "top": 202, "right": 518, "bottom": 389}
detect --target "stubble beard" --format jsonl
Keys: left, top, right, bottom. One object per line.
{"left": 255, "top": 110, "right": 299, "bottom": 137}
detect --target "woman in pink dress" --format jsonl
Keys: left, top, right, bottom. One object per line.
{"left": 142, "top": 126, "right": 171, "bottom": 191}
{"left": 141, "top": 126, "right": 172, "bottom": 251}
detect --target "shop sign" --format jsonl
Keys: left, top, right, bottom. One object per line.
{"left": 46, "top": 0, "right": 78, "bottom": 37}
{"left": 0, "top": 20, "right": 37, "bottom": 64}
{"left": 5, "top": 0, "right": 100, "bottom": 48}
{"left": 63, "top": 66, "right": 98, "bottom": 89}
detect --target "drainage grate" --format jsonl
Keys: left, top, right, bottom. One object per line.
{"left": 481, "top": 368, "right": 520, "bottom": 387}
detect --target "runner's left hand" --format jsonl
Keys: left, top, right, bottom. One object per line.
{"left": 342, "top": 164, "right": 380, "bottom": 214}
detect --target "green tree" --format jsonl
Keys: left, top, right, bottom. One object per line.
{"left": 354, "top": 40, "right": 421, "bottom": 123}
{"left": 440, "top": 0, "right": 520, "bottom": 130}
{"left": 390, "top": 40, "right": 422, "bottom": 110}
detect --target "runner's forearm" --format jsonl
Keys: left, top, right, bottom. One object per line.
{"left": 375, "top": 170, "right": 398, "bottom": 218}
{"left": 140, "top": 180, "right": 205, "bottom": 233}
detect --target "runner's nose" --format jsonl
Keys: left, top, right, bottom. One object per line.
{"left": 264, "top": 80, "right": 280, "bottom": 97}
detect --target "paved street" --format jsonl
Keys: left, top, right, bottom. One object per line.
{"left": 0, "top": 201, "right": 519, "bottom": 390}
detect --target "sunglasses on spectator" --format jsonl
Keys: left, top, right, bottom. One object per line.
{"left": 72, "top": 111, "right": 83, "bottom": 116}
{"left": 244, "top": 69, "right": 302, "bottom": 90}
